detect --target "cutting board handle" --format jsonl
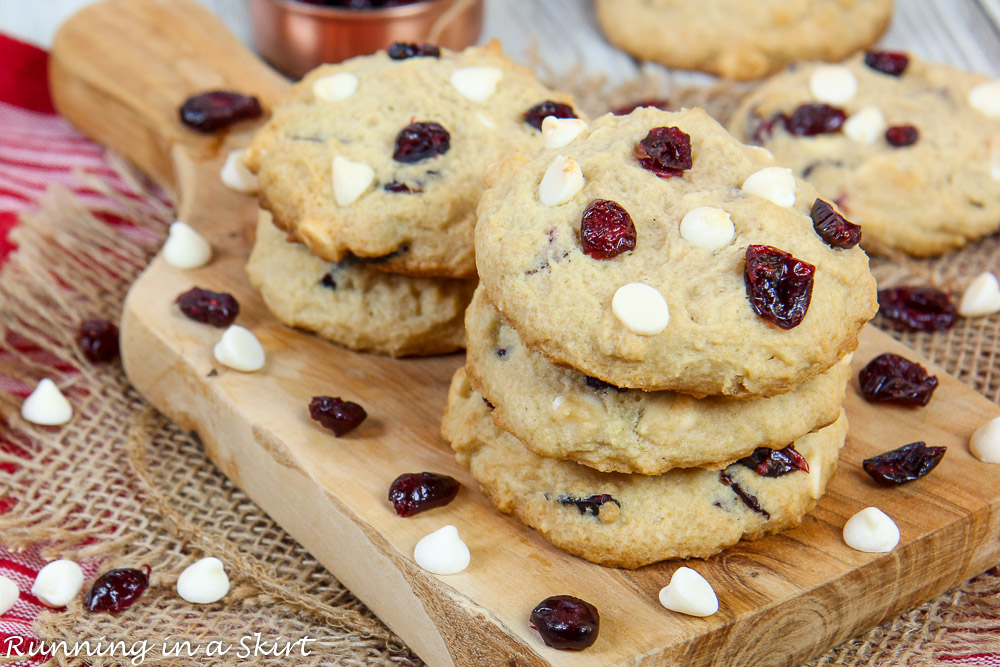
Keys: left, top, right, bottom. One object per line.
{"left": 49, "top": 0, "right": 288, "bottom": 196}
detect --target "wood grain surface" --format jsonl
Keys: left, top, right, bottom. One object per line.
{"left": 48, "top": 0, "right": 1000, "bottom": 665}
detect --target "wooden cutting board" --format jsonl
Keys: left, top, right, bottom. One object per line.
{"left": 49, "top": 1, "right": 1000, "bottom": 664}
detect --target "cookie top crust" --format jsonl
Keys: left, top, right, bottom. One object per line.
{"left": 244, "top": 40, "right": 581, "bottom": 279}
{"left": 464, "top": 287, "right": 850, "bottom": 474}
{"left": 443, "top": 368, "right": 847, "bottom": 568}
{"left": 596, "top": 0, "right": 892, "bottom": 80}
{"left": 731, "top": 53, "right": 1000, "bottom": 257}
{"left": 475, "top": 107, "right": 877, "bottom": 397}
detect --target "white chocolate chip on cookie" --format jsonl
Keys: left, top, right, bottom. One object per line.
{"left": 658, "top": 567, "right": 718, "bottom": 617}
{"left": 742, "top": 167, "right": 796, "bottom": 208}
{"left": 332, "top": 155, "right": 375, "bottom": 207}
{"left": 313, "top": 72, "right": 358, "bottom": 101}
{"left": 843, "top": 106, "right": 887, "bottom": 145}
{"left": 612, "top": 283, "right": 669, "bottom": 336}
{"left": 542, "top": 116, "right": 588, "bottom": 149}
{"left": 538, "top": 155, "right": 584, "bottom": 206}
{"left": 969, "top": 81, "right": 1000, "bottom": 117}
{"left": 843, "top": 507, "right": 900, "bottom": 553}
{"left": 679, "top": 207, "right": 735, "bottom": 251}
{"left": 450, "top": 67, "right": 503, "bottom": 103}
{"left": 810, "top": 65, "right": 858, "bottom": 104}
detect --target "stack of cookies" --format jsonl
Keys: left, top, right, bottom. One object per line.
{"left": 442, "top": 107, "right": 879, "bottom": 568}
{"left": 242, "top": 41, "right": 582, "bottom": 356}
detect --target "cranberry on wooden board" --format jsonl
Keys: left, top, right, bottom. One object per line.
{"left": 784, "top": 104, "right": 846, "bottom": 136}
{"left": 392, "top": 122, "right": 450, "bottom": 163}
{"left": 810, "top": 199, "right": 861, "bottom": 249}
{"left": 78, "top": 319, "right": 119, "bottom": 363}
{"left": 886, "top": 125, "right": 919, "bottom": 147}
{"left": 863, "top": 441, "right": 947, "bottom": 486}
{"left": 176, "top": 288, "right": 240, "bottom": 327}
{"left": 738, "top": 445, "right": 809, "bottom": 477}
{"left": 309, "top": 396, "right": 367, "bottom": 436}
{"left": 83, "top": 566, "right": 151, "bottom": 614}
{"left": 635, "top": 126, "right": 692, "bottom": 178}
{"left": 877, "top": 287, "right": 957, "bottom": 331}
{"left": 529, "top": 595, "right": 600, "bottom": 650}
{"left": 865, "top": 51, "right": 910, "bottom": 76}
{"left": 179, "top": 91, "right": 262, "bottom": 133}
{"left": 743, "top": 245, "right": 815, "bottom": 330}
{"left": 387, "top": 42, "right": 440, "bottom": 59}
{"left": 388, "top": 472, "right": 460, "bottom": 517}
{"left": 523, "top": 101, "right": 578, "bottom": 130}
{"left": 580, "top": 199, "right": 636, "bottom": 260}
{"left": 858, "top": 353, "right": 939, "bottom": 406}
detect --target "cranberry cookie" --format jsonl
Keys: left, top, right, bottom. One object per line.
{"left": 464, "top": 287, "right": 851, "bottom": 474}
{"left": 443, "top": 368, "right": 846, "bottom": 568}
{"left": 246, "top": 211, "right": 474, "bottom": 356}
{"left": 475, "top": 107, "right": 877, "bottom": 397}
{"left": 596, "top": 0, "right": 892, "bottom": 80}
{"left": 731, "top": 53, "right": 1000, "bottom": 257}
{"left": 244, "top": 41, "right": 581, "bottom": 279}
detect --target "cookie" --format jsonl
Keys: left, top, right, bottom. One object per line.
{"left": 246, "top": 211, "right": 474, "bottom": 356}
{"left": 596, "top": 0, "right": 892, "bottom": 81}
{"left": 730, "top": 53, "right": 1000, "bottom": 256}
{"left": 244, "top": 41, "right": 582, "bottom": 279}
{"left": 464, "top": 286, "right": 851, "bottom": 474}
{"left": 475, "top": 107, "right": 877, "bottom": 397}
{"left": 442, "top": 368, "right": 846, "bottom": 568}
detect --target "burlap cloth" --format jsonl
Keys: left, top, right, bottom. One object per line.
{"left": 1, "top": 75, "right": 999, "bottom": 667}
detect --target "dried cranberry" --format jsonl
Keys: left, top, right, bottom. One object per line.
{"left": 483, "top": 397, "right": 495, "bottom": 409}
{"left": 392, "top": 122, "right": 450, "bottom": 163}
{"left": 738, "top": 445, "right": 809, "bottom": 477}
{"left": 384, "top": 181, "right": 421, "bottom": 193}
{"left": 179, "top": 91, "right": 262, "bottom": 133}
{"left": 176, "top": 288, "right": 240, "bottom": 327}
{"left": 865, "top": 51, "right": 910, "bottom": 76}
{"left": 719, "top": 472, "right": 769, "bottom": 519}
{"left": 78, "top": 319, "right": 119, "bottom": 363}
{"left": 523, "top": 101, "right": 578, "bottom": 130}
{"left": 744, "top": 245, "right": 815, "bottom": 330}
{"left": 858, "top": 353, "right": 938, "bottom": 406}
{"left": 530, "top": 595, "right": 600, "bottom": 651}
{"left": 636, "top": 126, "right": 692, "bottom": 178}
{"left": 752, "top": 112, "right": 785, "bottom": 143}
{"left": 863, "top": 441, "right": 947, "bottom": 486}
{"left": 811, "top": 199, "right": 861, "bottom": 249}
{"left": 388, "top": 472, "right": 460, "bottom": 517}
{"left": 611, "top": 99, "right": 670, "bottom": 116}
{"left": 559, "top": 494, "right": 621, "bottom": 516}
{"left": 387, "top": 42, "right": 440, "bottom": 60}
{"left": 83, "top": 566, "right": 150, "bottom": 614}
{"left": 309, "top": 396, "right": 367, "bottom": 436}
{"left": 877, "top": 287, "right": 957, "bottom": 331}
{"left": 886, "top": 125, "right": 919, "bottom": 147}
{"left": 584, "top": 376, "right": 626, "bottom": 392}
{"left": 785, "top": 104, "right": 846, "bottom": 137}
{"left": 319, "top": 273, "right": 337, "bottom": 289}
{"left": 580, "top": 199, "right": 636, "bottom": 260}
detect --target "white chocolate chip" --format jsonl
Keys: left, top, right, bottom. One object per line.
{"left": 413, "top": 525, "right": 470, "bottom": 575}
{"left": 476, "top": 112, "right": 497, "bottom": 129}
{"left": 538, "top": 155, "right": 584, "bottom": 206}
{"left": 809, "top": 65, "right": 858, "bottom": 104}
{"left": 679, "top": 207, "right": 735, "bottom": 251}
{"left": 331, "top": 155, "right": 375, "bottom": 206}
{"left": 658, "top": 567, "right": 718, "bottom": 617}
{"left": 541, "top": 116, "right": 588, "bottom": 149}
{"left": 312, "top": 72, "right": 358, "bottom": 101}
{"left": 970, "top": 416, "right": 1000, "bottom": 463}
{"left": 991, "top": 136, "right": 1000, "bottom": 181}
{"left": 808, "top": 459, "right": 824, "bottom": 499}
{"left": 163, "top": 221, "right": 212, "bottom": 270}
{"left": 220, "top": 149, "right": 258, "bottom": 194}
{"left": 741, "top": 167, "right": 796, "bottom": 208}
{"left": 0, "top": 576, "right": 18, "bottom": 615}
{"left": 213, "top": 325, "right": 265, "bottom": 372}
{"left": 843, "top": 507, "right": 900, "bottom": 553}
{"left": 31, "top": 559, "right": 84, "bottom": 608}
{"left": 450, "top": 66, "right": 503, "bottom": 103}
{"left": 843, "top": 106, "right": 887, "bottom": 145}
{"left": 959, "top": 272, "right": 1000, "bottom": 317}
{"left": 612, "top": 283, "right": 669, "bottom": 336}
{"left": 176, "top": 557, "right": 230, "bottom": 604}
{"left": 21, "top": 378, "right": 72, "bottom": 426}
{"left": 969, "top": 81, "right": 1000, "bottom": 117}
